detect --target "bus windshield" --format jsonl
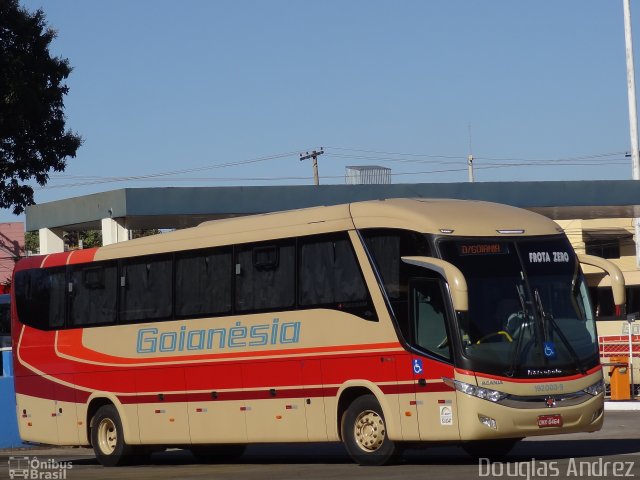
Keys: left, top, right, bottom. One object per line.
{"left": 438, "top": 236, "right": 598, "bottom": 378}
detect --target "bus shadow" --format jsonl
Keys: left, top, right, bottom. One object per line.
{"left": 66, "top": 438, "right": 637, "bottom": 467}
{"left": 58, "top": 438, "right": 640, "bottom": 467}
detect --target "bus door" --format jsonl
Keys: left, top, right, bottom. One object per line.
{"left": 408, "top": 278, "right": 460, "bottom": 441}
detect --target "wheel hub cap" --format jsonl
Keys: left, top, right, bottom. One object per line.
{"left": 97, "top": 418, "right": 117, "bottom": 455}
{"left": 354, "top": 410, "right": 385, "bottom": 452}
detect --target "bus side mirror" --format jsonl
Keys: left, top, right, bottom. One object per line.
{"left": 401, "top": 256, "right": 468, "bottom": 312}
{"left": 577, "top": 254, "right": 626, "bottom": 311}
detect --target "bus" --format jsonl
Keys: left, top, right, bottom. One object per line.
{"left": 11, "top": 198, "right": 624, "bottom": 466}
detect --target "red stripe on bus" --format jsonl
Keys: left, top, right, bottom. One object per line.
{"left": 68, "top": 248, "right": 98, "bottom": 265}
{"left": 15, "top": 374, "right": 91, "bottom": 403}
{"left": 42, "top": 252, "right": 72, "bottom": 268}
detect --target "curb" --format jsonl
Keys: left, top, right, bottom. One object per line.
{"left": 604, "top": 401, "right": 640, "bottom": 411}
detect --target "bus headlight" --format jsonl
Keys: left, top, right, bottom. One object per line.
{"left": 583, "top": 379, "right": 605, "bottom": 396}
{"left": 442, "top": 377, "right": 508, "bottom": 403}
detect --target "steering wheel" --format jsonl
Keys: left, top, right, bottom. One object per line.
{"left": 475, "top": 330, "right": 513, "bottom": 344}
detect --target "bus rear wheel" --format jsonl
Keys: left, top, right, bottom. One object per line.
{"left": 341, "top": 394, "right": 401, "bottom": 466}
{"left": 91, "top": 404, "right": 136, "bottom": 467}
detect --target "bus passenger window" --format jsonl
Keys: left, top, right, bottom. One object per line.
{"left": 299, "top": 237, "right": 366, "bottom": 305}
{"left": 176, "top": 249, "right": 232, "bottom": 317}
{"left": 410, "top": 279, "right": 451, "bottom": 361}
{"left": 298, "top": 234, "right": 375, "bottom": 320}
{"left": 120, "top": 256, "right": 173, "bottom": 322}
{"left": 235, "top": 242, "right": 295, "bottom": 312}
{"left": 14, "top": 268, "right": 66, "bottom": 330}
{"left": 69, "top": 264, "right": 117, "bottom": 326}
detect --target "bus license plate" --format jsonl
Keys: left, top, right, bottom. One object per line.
{"left": 537, "top": 414, "right": 562, "bottom": 428}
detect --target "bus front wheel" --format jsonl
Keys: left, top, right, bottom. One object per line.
{"left": 91, "top": 404, "right": 135, "bottom": 467}
{"left": 341, "top": 394, "right": 401, "bottom": 466}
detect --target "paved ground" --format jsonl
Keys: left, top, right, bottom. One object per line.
{"left": 1, "top": 411, "right": 639, "bottom": 480}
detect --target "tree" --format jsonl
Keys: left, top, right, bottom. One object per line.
{"left": 24, "top": 230, "right": 38, "bottom": 254}
{"left": 0, "top": 0, "right": 81, "bottom": 214}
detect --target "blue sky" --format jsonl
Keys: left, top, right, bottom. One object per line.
{"left": 3, "top": 1, "right": 639, "bottom": 222}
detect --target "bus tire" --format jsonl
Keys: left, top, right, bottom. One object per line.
{"left": 341, "top": 394, "right": 400, "bottom": 466}
{"left": 91, "top": 404, "right": 135, "bottom": 467}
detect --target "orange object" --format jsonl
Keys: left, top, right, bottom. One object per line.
{"left": 609, "top": 355, "right": 631, "bottom": 401}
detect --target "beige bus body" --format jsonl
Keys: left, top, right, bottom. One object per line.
{"left": 13, "top": 199, "right": 604, "bottom": 462}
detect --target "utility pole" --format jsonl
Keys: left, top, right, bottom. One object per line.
{"left": 623, "top": 0, "right": 640, "bottom": 266}
{"left": 300, "top": 148, "right": 324, "bottom": 186}
{"left": 467, "top": 123, "right": 475, "bottom": 182}
{"left": 467, "top": 154, "right": 475, "bottom": 183}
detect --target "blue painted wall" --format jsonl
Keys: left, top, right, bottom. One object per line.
{"left": 0, "top": 350, "right": 26, "bottom": 448}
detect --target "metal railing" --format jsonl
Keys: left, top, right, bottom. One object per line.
{"left": 599, "top": 314, "right": 639, "bottom": 400}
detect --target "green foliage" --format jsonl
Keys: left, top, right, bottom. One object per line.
{"left": 0, "top": 0, "right": 82, "bottom": 214}
{"left": 131, "top": 229, "right": 162, "bottom": 239}
{"left": 80, "top": 230, "right": 102, "bottom": 248}
{"left": 24, "top": 230, "right": 38, "bottom": 254}
{"left": 63, "top": 230, "right": 102, "bottom": 250}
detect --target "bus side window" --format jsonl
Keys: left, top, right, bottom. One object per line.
{"left": 235, "top": 241, "right": 295, "bottom": 312}
{"left": 298, "top": 233, "right": 374, "bottom": 320}
{"left": 14, "top": 268, "right": 66, "bottom": 330}
{"left": 120, "top": 256, "right": 173, "bottom": 322}
{"left": 69, "top": 263, "right": 118, "bottom": 326}
{"left": 46, "top": 269, "right": 67, "bottom": 329}
{"left": 409, "top": 278, "right": 452, "bottom": 361}
{"left": 176, "top": 248, "right": 232, "bottom": 317}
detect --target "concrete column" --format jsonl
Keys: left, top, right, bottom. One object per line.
{"left": 101, "top": 217, "right": 130, "bottom": 246}
{"left": 39, "top": 228, "right": 64, "bottom": 254}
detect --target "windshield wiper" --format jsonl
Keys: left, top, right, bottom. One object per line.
{"left": 533, "top": 288, "right": 586, "bottom": 374}
{"left": 506, "top": 284, "right": 532, "bottom": 377}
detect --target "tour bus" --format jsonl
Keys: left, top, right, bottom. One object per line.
{"left": 11, "top": 198, "right": 625, "bottom": 466}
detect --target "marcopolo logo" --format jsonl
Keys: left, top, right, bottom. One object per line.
{"left": 8, "top": 456, "right": 72, "bottom": 479}
{"left": 136, "top": 318, "right": 301, "bottom": 354}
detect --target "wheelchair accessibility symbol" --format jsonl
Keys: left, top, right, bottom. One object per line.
{"left": 543, "top": 341, "right": 556, "bottom": 359}
{"left": 413, "top": 359, "right": 424, "bottom": 375}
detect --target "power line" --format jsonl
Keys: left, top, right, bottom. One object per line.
{"left": 31, "top": 146, "right": 631, "bottom": 191}
{"left": 35, "top": 160, "right": 631, "bottom": 189}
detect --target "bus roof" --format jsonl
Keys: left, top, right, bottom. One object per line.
{"left": 92, "top": 198, "right": 561, "bottom": 261}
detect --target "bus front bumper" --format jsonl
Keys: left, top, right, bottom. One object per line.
{"left": 456, "top": 392, "right": 604, "bottom": 440}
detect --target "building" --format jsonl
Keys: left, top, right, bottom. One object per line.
{"left": 0, "top": 223, "right": 24, "bottom": 289}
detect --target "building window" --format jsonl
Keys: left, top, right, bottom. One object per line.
{"left": 585, "top": 239, "right": 620, "bottom": 259}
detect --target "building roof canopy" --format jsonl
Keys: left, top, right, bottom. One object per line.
{"left": 25, "top": 180, "right": 640, "bottom": 232}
